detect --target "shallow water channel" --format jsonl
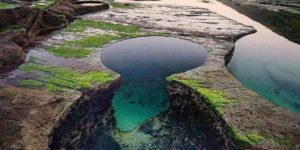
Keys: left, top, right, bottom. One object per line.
{"left": 101, "top": 36, "right": 207, "bottom": 131}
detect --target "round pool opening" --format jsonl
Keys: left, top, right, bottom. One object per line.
{"left": 101, "top": 36, "right": 208, "bottom": 131}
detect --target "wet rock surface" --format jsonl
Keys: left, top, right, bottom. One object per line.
{"left": 0, "top": 1, "right": 299, "bottom": 150}
{"left": 49, "top": 78, "right": 121, "bottom": 150}
{"left": 83, "top": 4, "right": 254, "bottom": 39}
{"left": 0, "top": 0, "right": 109, "bottom": 73}
{"left": 227, "top": 0, "right": 300, "bottom": 11}
{"left": 0, "top": 83, "right": 81, "bottom": 150}
{"left": 218, "top": 0, "right": 300, "bottom": 44}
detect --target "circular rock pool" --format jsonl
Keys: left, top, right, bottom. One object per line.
{"left": 101, "top": 36, "right": 207, "bottom": 131}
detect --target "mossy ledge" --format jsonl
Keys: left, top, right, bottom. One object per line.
{"left": 0, "top": 2, "right": 17, "bottom": 9}
{"left": 110, "top": 2, "right": 136, "bottom": 9}
{"left": 47, "top": 19, "right": 168, "bottom": 58}
{"left": 166, "top": 79, "right": 238, "bottom": 149}
{"left": 166, "top": 76, "right": 266, "bottom": 148}
{"left": 19, "top": 63, "right": 116, "bottom": 92}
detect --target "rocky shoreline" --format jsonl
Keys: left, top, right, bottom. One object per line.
{"left": 0, "top": 0, "right": 109, "bottom": 73}
{"left": 0, "top": 1, "right": 299, "bottom": 150}
{"left": 225, "top": 0, "right": 300, "bottom": 12}
{"left": 218, "top": 0, "right": 300, "bottom": 44}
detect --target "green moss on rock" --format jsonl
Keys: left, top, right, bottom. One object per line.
{"left": 230, "top": 126, "right": 265, "bottom": 147}
{"left": 48, "top": 20, "right": 168, "bottom": 58}
{"left": 20, "top": 63, "right": 115, "bottom": 92}
{"left": 66, "top": 20, "right": 141, "bottom": 33}
{"left": 167, "top": 77, "right": 232, "bottom": 112}
{"left": 47, "top": 46, "right": 94, "bottom": 58}
{"left": 0, "top": 2, "right": 16, "bottom": 9}
{"left": 111, "top": 2, "right": 135, "bottom": 9}
{"left": 33, "top": 0, "right": 56, "bottom": 9}
{"left": 247, "top": 131, "right": 265, "bottom": 144}
{"left": 167, "top": 77, "right": 267, "bottom": 146}
{"left": 47, "top": 35, "right": 120, "bottom": 58}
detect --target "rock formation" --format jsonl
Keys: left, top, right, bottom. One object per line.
{"left": 0, "top": 0, "right": 109, "bottom": 73}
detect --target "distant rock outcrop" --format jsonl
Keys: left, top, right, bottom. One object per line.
{"left": 0, "top": 0, "right": 109, "bottom": 73}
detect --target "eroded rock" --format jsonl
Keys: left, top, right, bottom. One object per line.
{"left": 0, "top": 43, "right": 25, "bottom": 72}
{"left": 0, "top": 0, "right": 109, "bottom": 73}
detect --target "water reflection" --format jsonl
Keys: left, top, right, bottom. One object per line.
{"left": 101, "top": 37, "right": 207, "bottom": 131}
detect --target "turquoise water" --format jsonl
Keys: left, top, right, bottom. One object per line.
{"left": 227, "top": 30, "right": 300, "bottom": 113}
{"left": 101, "top": 37, "right": 207, "bottom": 131}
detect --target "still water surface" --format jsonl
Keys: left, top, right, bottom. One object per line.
{"left": 101, "top": 37, "right": 207, "bottom": 131}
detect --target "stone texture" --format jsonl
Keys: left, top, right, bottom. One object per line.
{"left": 48, "top": 78, "right": 121, "bottom": 150}
{"left": 230, "top": 0, "right": 300, "bottom": 11}
{"left": 0, "top": 84, "right": 81, "bottom": 150}
{"left": 82, "top": 4, "right": 254, "bottom": 40}
{"left": 0, "top": 0, "right": 109, "bottom": 73}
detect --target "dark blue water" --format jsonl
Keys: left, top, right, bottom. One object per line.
{"left": 101, "top": 36, "right": 207, "bottom": 131}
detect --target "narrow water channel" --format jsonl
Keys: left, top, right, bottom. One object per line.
{"left": 117, "top": 0, "right": 300, "bottom": 113}
{"left": 101, "top": 37, "right": 207, "bottom": 131}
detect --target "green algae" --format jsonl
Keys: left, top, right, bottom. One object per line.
{"left": 167, "top": 77, "right": 232, "bottom": 112}
{"left": 47, "top": 20, "right": 168, "bottom": 58}
{"left": 65, "top": 35, "right": 121, "bottom": 47}
{"left": 111, "top": 2, "right": 135, "bottom": 9}
{"left": 247, "top": 131, "right": 265, "bottom": 144}
{"left": 20, "top": 80, "right": 64, "bottom": 92}
{"left": 47, "top": 35, "right": 120, "bottom": 58}
{"left": 32, "top": 0, "right": 56, "bottom": 9}
{"left": 66, "top": 20, "right": 141, "bottom": 33}
{"left": 230, "top": 126, "right": 265, "bottom": 147}
{"left": 46, "top": 34, "right": 142, "bottom": 58}
{"left": 167, "top": 77, "right": 295, "bottom": 147}
{"left": 47, "top": 46, "right": 94, "bottom": 58}
{"left": 166, "top": 77, "right": 267, "bottom": 146}
{"left": 20, "top": 63, "right": 115, "bottom": 92}
{"left": 0, "top": 2, "right": 16, "bottom": 9}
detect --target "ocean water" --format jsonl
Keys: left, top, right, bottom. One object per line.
{"left": 101, "top": 36, "right": 207, "bottom": 131}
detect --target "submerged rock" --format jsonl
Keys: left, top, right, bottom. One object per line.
{"left": 264, "top": 63, "right": 300, "bottom": 97}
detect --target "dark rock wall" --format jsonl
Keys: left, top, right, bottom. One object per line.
{"left": 48, "top": 78, "right": 121, "bottom": 150}
{"left": 166, "top": 80, "right": 238, "bottom": 149}
{"left": 219, "top": 0, "right": 300, "bottom": 44}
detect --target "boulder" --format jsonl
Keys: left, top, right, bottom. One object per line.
{"left": 0, "top": 43, "right": 26, "bottom": 73}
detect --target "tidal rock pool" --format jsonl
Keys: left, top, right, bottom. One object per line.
{"left": 101, "top": 36, "right": 207, "bottom": 131}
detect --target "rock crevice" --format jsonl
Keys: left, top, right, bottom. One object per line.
{"left": 48, "top": 78, "right": 121, "bottom": 150}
